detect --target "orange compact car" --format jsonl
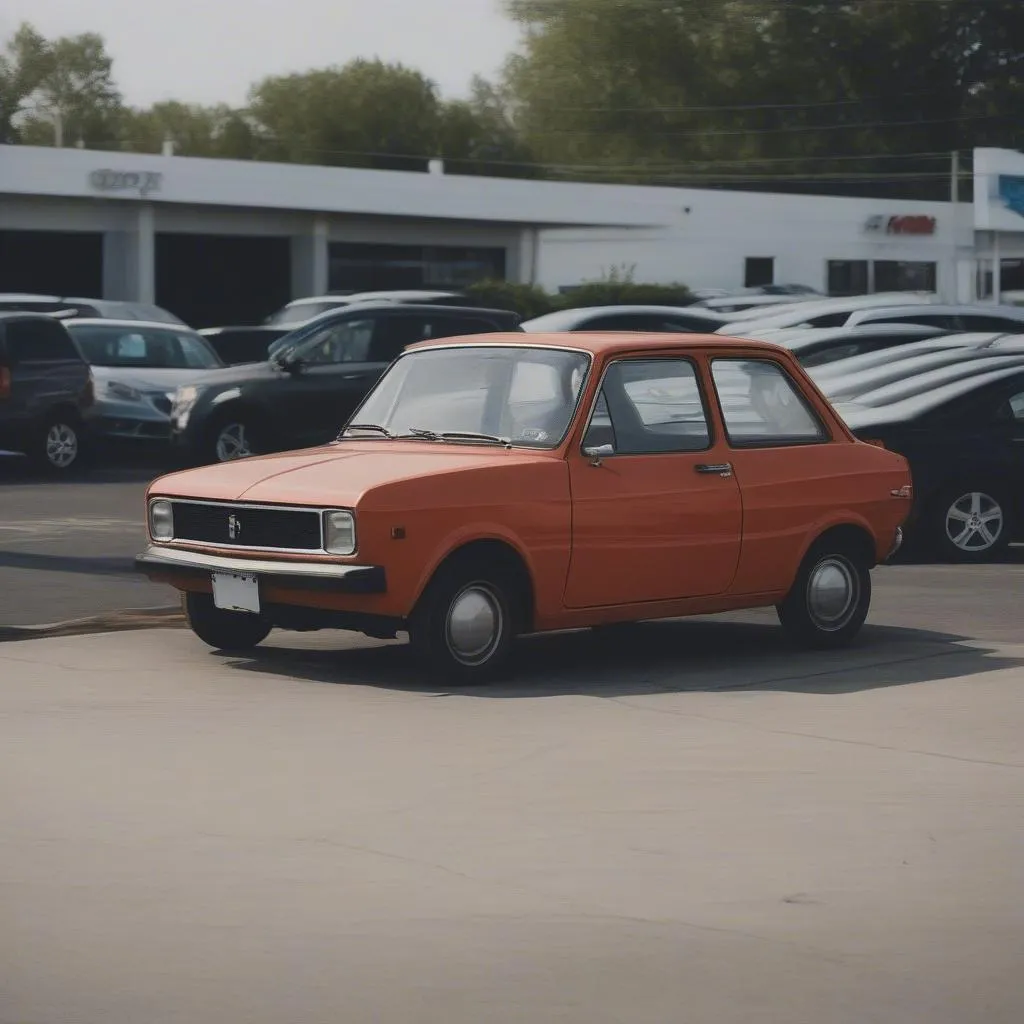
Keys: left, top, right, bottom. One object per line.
{"left": 136, "top": 333, "right": 913, "bottom": 682}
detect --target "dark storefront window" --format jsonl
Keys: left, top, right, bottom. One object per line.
{"left": 328, "top": 242, "right": 506, "bottom": 292}
{"left": 873, "top": 260, "right": 937, "bottom": 293}
{"left": 744, "top": 257, "right": 775, "bottom": 287}
{"left": 827, "top": 260, "right": 869, "bottom": 297}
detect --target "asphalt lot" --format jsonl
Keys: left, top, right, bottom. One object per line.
{"left": 2, "top": 452, "right": 1023, "bottom": 1021}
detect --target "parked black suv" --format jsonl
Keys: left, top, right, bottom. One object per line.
{"left": 0, "top": 313, "right": 94, "bottom": 472}
{"left": 170, "top": 303, "right": 522, "bottom": 463}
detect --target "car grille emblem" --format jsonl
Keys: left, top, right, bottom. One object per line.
{"left": 227, "top": 514, "right": 241, "bottom": 540}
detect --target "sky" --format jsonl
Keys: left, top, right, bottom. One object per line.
{"left": 1, "top": 0, "right": 522, "bottom": 107}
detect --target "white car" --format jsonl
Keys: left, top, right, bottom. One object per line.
{"left": 715, "top": 292, "right": 939, "bottom": 333}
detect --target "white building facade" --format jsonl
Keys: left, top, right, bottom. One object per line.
{"left": 0, "top": 143, "right": 996, "bottom": 325}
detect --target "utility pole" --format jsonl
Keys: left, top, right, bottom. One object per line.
{"left": 53, "top": 109, "right": 63, "bottom": 148}
{"left": 950, "top": 150, "right": 960, "bottom": 204}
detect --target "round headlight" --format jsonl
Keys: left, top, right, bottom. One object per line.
{"left": 149, "top": 499, "right": 174, "bottom": 542}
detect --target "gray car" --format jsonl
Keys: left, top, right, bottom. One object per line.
{"left": 65, "top": 320, "right": 224, "bottom": 445}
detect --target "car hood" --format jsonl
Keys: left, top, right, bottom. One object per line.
{"left": 89, "top": 366, "right": 225, "bottom": 392}
{"left": 150, "top": 443, "right": 555, "bottom": 507}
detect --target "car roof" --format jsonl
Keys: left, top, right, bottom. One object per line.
{"left": 809, "top": 333, "right": 1012, "bottom": 378}
{"left": 64, "top": 318, "right": 198, "bottom": 332}
{"left": 407, "top": 331, "right": 785, "bottom": 357}
{"left": 0, "top": 293, "right": 64, "bottom": 303}
{"left": 717, "top": 292, "right": 940, "bottom": 330}
{"left": 849, "top": 303, "right": 1024, "bottom": 321}
{"left": 521, "top": 305, "right": 726, "bottom": 331}
{"left": 285, "top": 290, "right": 460, "bottom": 307}
{"left": 0, "top": 310, "right": 70, "bottom": 322}
{"left": 838, "top": 364, "right": 1024, "bottom": 431}
{"left": 818, "top": 347, "right": 1024, "bottom": 401}
{"left": 842, "top": 353, "right": 1024, "bottom": 407}
{"left": 734, "top": 323, "right": 944, "bottom": 345}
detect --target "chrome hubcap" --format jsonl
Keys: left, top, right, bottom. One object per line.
{"left": 806, "top": 557, "right": 858, "bottom": 631}
{"left": 945, "top": 492, "right": 1003, "bottom": 552}
{"left": 445, "top": 584, "right": 503, "bottom": 666}
{"left": 46, "top": 423, "right": 78, "bottom": 468}
{"left": 216, "top": 423, "right": 252, "bottom": 461}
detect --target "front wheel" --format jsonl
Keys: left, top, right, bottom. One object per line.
{"left": 408, "top": 562, "right": 521, "bottom": 685}
{"left": 776, "top": 543, "right": 871, "bottom": 649}
{"left": 208, "top": 416, "right": 262, "bottom": 464}
{"left": 183, "top": 592, "right": 272, "bottom": 651}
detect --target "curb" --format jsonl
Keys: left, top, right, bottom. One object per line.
{"left": 0, "top": 606, "right": 184, "bottom": 643}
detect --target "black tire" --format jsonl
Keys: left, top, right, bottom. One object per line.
{"left": 206, "top": 412, "right": 263, "bottom": 464}
{"left": 925, "top": 485, "right": 1012, "bottom": 564}
{"left": 183, "top": 592, "right": 272, "bottom": 651}
{"left": 30, "top": 411, "right": 85, "bottom": 474}
{"left": 776, "top": 540, "right": 872, "bottom": 650}
{"left": 408, "top": 558, "right": 523, "bottom": 685}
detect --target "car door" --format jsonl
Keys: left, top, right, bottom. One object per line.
{"left": 280, "top": 314, "right": 394, "bottom": 444}
{"left": 564, "top": 355, "right": 743, "bottom": 608}
{"left": 705, "top": 355, "right": 846, "bottom": 594}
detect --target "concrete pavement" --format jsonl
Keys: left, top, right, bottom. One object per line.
{"left": 2, "top": 622, "right": 1022, "bottom": 1023}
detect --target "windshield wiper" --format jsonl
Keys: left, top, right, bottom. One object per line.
{"left": 340, "top": 423, "right": 394, "bottom": 438}
{"left": 405, "top": 427, "right": 511, "bottom": 448}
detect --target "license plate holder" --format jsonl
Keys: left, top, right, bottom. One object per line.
{"left": 211, "top": 572, "right": 261, "bottom": 614}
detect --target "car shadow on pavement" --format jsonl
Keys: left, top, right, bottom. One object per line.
{"left": 220, "top": 617, "right": 1024, "bottom": 699}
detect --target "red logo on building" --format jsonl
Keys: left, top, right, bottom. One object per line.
{"left": 886, "top": 215, "right": 936, "bottom": 236}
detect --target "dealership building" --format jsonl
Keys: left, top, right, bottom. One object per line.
{"left": 1, "top": 143, "right": 1020, "bottom": 326}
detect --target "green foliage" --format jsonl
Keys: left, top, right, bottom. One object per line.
{"left": 1, "top": 23, "right": 121, "bottom": 147}
{"left": 462, "top": 270, "right": 694, "bottom": 319}
{"left": 463, "top": 279, "right": 557, "bottom": 319}
{"left": 501, "top": 0, "right": 1024, "bottom": 198}
{"left": 119, "top": 102, "right": 260, "bottom": 159}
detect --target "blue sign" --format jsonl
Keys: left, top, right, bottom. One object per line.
{"left": 997, "top": 175, "right": 1024, "bottom": 218}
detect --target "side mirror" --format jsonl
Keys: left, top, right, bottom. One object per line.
{"left": 582, "top": 443, "right": 614, "bottom": 465}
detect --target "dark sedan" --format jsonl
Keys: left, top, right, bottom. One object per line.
{"left": 170, "top": 302, "right": 521, "bottom": 463}
{"left": 837, "top": 358, "right": 1024, "bottom": 561}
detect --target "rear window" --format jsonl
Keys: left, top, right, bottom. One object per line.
{"left": 5, "top": 319, "right": 81, "bottom": 361}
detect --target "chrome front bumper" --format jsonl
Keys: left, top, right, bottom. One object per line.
{"left": 135, "top": 545, "right": 386, "bottom": 593}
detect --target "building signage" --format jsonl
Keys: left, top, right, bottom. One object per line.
{"left": 863, "top": 213, "right": 937, "bottom": 236}
{"left": 89, "top": 169, "right": 163, "bottom": 196}
{"left": 997, "top": 175, "right": 1024, "bottom": 219}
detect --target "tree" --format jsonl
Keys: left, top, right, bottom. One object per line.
{"left": 0, "top": 24, "right": 52, "bottom": 144}
{"left": 120, "top": 101, "right": 261, "bottom": 159}
{"left": 500, "top": 0, "right": 1024, "bottom": 198}
{"left": 21, "top": 31, "right": 122, "bottom": 148}
{"left": 438, "top": 77, "right": 539, "bottom": 177}
{"left": 247, "top": 59, "right": 444, "bottom": 170}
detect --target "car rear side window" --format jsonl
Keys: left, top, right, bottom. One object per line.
{"left": 6, "top": 319, "right": 79, "bottom": 361}
{"left": 584, "top": 358, "right": 712, "bottom": 454}
{"left": 711, "top": 358, "right": 828, "bottom": 447}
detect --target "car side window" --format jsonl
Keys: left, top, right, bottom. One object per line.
{"left": 799, "top": 342, "right": 864, "bottom": 368}
{"left": 301, "top": 318, "right": 377, "bottom": 365}
{"left": 583, "top": 358, "right": 711, "bottom": 454}
{"left": 993, "top": 390, "right": 1024, "bottom": 423}
{"left": 6, "top": 320, "right": 79, "bottom": 362}
{"left": 711, "top": 358, "right": 828, "bottom": 447}
{"left": 960, "top": 314, "right": 1024, "bottom": 332}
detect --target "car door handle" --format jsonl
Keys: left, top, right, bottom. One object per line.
{"left": 695, "top": 462, "right": 733, "bottom": 475}
{"left": 341, "top": 372, "right": 369, "bottom": 381}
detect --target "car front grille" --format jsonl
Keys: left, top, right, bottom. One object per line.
{"left": 170, "top": 501, "right": 322, "bottom": 552}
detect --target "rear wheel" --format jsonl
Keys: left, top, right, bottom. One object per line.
{"left": 777, "top": 541, "right": 871, "bottom": 649}
{"left": 927, "top": 486, "right": 1011, "bottom": 563}
{"left": 183, "top": 592, "right": 271, "bottom": 651}
{"left": 408, "top": 559, "right": 523, "bottom": 684}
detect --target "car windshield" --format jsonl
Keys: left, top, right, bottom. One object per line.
{"left": 344, "top": 345, "right": 591, "bottom": 449}
{"left": 265, "top": 301, "right": 349, "bottom": 327}
{"left": 69, "top": 325, "right": 224, "bottom": 369}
